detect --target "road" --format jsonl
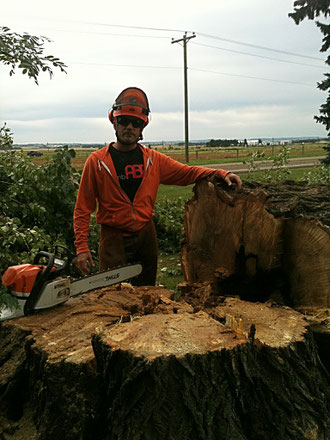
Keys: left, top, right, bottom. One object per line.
{"left": 206, "top": 156, "right": 325, "bottom": 174}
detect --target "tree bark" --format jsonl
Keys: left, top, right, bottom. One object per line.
{"left": 92, "top": 298, "right": 329, "bottom": 440}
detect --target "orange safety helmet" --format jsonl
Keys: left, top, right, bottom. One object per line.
{"left": 108, "top": 87, "right": 150, "bottom": 128}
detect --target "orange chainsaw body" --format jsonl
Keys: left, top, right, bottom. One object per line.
{"left": 2, "top": 264, "right": 55, "bottom": 298}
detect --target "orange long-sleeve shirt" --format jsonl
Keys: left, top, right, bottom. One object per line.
{"left": 73, "top": 144, "right": 230, "bottom": 255}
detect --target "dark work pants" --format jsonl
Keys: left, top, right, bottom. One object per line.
{"left": 98, "top": 220, "right": 158, "bottom": 286}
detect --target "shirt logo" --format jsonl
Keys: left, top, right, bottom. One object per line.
{"left": 125, "top": 164, "right": 144, "bottom": 179}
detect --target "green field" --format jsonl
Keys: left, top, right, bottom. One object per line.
{"left": 21, "top": 141, "right": 327, "bottom": 169}
{"left": 154, "top": 142, "right": 326, "bottom": 166}
{"left": 157, "top": 184, "right": 194, "bottom": 202}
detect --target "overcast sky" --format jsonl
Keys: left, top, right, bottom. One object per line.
{"left": 0, "top": 0, "right": 328, "bottom": 144}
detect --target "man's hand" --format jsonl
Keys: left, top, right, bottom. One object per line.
{"left": 75, "top": 251, "right": 95, "bottom": 275}
{"left": 224, "top": 172, "right": 242, "bottom": 189}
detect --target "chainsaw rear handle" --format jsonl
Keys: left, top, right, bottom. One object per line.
{"left": 24, "top": 250, "right": 68, "bottom": 315}
{"left": 33, "top": 249, "right": 69, "bottom": 275}
{"left": 33, "top": 250, "right": 55, "bottom": 267}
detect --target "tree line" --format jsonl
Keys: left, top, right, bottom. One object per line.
{"left": 206, "top": 139, "right": 241, "bottom": 147}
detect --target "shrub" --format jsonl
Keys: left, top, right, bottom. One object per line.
{"left": 303, "top": 166, "right": 330, "bottom": 184}
{"left": 0, "top": 147, "right": 79, "bottom": 259}
{"left": 154, "top": 197, "right": 185, "bottom": 254}
{"left": 0, "top": 147, "right": 80, "bottom": 306}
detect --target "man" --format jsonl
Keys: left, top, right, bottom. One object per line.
{"left": 74, "top": 87, "right": 242, "bottom": 285}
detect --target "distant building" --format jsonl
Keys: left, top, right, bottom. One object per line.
{"left": 246, "top": 139, "right": 260, "bottom": 146}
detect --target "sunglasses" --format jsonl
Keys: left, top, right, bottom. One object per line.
{"left": 116, "top": 116, "right": 144, "bottom": 129}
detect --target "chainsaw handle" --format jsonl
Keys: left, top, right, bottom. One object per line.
{"left": 33, "top": 249, "right": 69, "bottom": 275}
{"left": 33, "top": 250, "right": 55, "bottom": 267}
{"left": 24, "top": 252, "right": 57, "bottom": 315}
{"left": 24, "top": 248, "right": 72, "bottom": 315}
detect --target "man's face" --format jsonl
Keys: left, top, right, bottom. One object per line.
{"left": 115, "top": 116, "right": 144, "bottom": 145}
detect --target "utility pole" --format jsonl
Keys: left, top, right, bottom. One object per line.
{"left": 172, "top": 32, "right": 196, "bottom": 163}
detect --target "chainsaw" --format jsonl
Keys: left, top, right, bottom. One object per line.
{"left": 0, "top": 247, "right": 142, "bottom": 321}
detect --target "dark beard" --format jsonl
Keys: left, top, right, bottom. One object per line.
{"left": 115, "top": 130, "right": 141, "bottom": 146}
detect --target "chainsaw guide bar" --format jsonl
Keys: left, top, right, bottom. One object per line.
{"left": 1, "top": 249, "right": 142, "bottom": 321}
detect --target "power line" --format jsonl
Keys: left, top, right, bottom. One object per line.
{"left": 39, "top": 27, "right": 170, "bottom": 40}
{"left": 190, "top": 68, "right": 314, "bottom": 87}
{"left": 73, "top": 21, "right": 323, "bottom": 62}
{"left": 72, "top": 20, "right": 188, "bottom": 35}
{"left": 192, "top": 42, "right": 325, "bottom": 69}
{"left": 44, "top": 27, "right": 324, "bottom": 69}
{"left": 71, "top": 62, "right": 180, "bottom": 69}
{"left": 48, "top": 27, "right": 324, "bottom": 71}
{"left": 70, "top": 61, "right": 314, "bottom": 87}
{"left": 22, "top": 15, "right": 322, "bottom": 62}
{"left": 196, "top": 32, "right": 323, "bottom": 61}
{"left": 49, "top": 24, "right": 324, "bottom": 72}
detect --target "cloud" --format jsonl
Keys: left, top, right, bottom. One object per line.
{"left": 1, "top": 0, "right": 327, "bottom": 143}
{"left": 8, "top": 103, "right": 326, "bottom": 144}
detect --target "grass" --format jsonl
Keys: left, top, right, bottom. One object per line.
{"left": 157, "top": 184, "right": 195, "bottom": 202}
{"left": 244, "top": 167, "right": 312, "bottom": 182}
{"left": 157, "top": 252, "right": 183, "bottom": 294}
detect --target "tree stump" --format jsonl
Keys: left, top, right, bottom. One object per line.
{"left": 92, "top": 298, "right": 330, "bottom": 440}
{"left": 1, "top": 286, "right": 329, "bottom": 440}
{"left": 181, "top": 179, "right": 330, "bottom": 310}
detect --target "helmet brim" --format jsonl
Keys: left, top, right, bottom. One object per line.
{"left": 109, "top": 106, "right": 149, "bottom": 127}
